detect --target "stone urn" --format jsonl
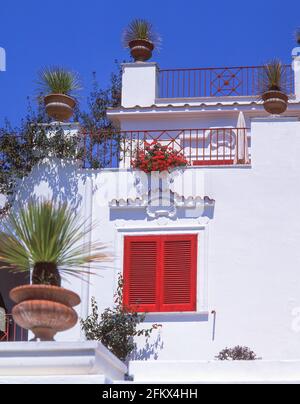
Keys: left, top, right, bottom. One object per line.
{"left": 262, "top": 90, "right": 288, "bottom": 115}
{"left": 44, "top": 94, "right": 76, "bottom": 122}
{"left": 10, "top": 285, "right": 81, "bottom": 341}
{"left": 129, "top": 40, "right": 154, "bottom": 62}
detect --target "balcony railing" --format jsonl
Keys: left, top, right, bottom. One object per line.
{"left": 81, "top": 128, "right": 250, "bottom": 169}
{"left": 0, "top": 314, "right": 27, "bottom": 342}
{"left": 159, "top": 65, "right": 294, "bottom": 98}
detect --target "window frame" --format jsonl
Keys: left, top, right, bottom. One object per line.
{"left": 115, "top": 222, "right": 209, "bottom": 315}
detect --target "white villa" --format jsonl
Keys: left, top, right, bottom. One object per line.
{"left": 1, "top": 52, "right": 300, "bottom": 384}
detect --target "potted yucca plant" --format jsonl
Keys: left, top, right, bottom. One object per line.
{"left": 0, "top": 200, "right": 109, "bottom": 341}
{"left": 260, "top": 60, "right": 289, "bottom": 115}
{"left": 123, "top": 19, "right": 161, "bottom": 62}
{"left": 38, "top": 67, "right": 81, "bottom": 122}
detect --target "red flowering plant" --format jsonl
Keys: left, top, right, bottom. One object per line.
{"left": 132, "top": 141, "right": 189, "bottom": 173}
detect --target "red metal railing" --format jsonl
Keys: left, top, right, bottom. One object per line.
{"left": 81, "top": 128, "right": 250, "bottom": 169}
{"left": 159, "top": 65, "right": 294, "bottom": 98}
{"left": 0, "top": 315, "right": 27, "bottom": 342}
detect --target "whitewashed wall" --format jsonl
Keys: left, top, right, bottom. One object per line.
{"left": 6, "top": 118, "right": 300, "bottom": 362}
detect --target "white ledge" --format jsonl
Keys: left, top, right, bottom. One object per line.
{"left": 129, "top": 360, "right": 300, "bottom": 384}
{"left": 0, "top": 342, "right": 127, "bottom": 382}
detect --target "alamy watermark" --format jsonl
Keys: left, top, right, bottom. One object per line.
{"left": 292, "top": 47, "right": 300, "bottom": 73}
{"left": 0, "top": 47, "right": 6, "bottom": 72}
{"left": 291, "top": 307, "right": 300, "bottom": 333}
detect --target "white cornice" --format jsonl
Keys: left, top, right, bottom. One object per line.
{"left": 107, "top": 101, "right": 300, "bottom": 122}
{"left": 110, "top": 194, "right": 215, "bottom": 209}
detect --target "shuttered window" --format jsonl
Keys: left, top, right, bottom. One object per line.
{"left": 123, "top": 235, "right": 197, "bottom": 313}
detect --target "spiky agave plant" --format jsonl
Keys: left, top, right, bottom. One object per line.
{"left": 260, "top": 59, "right": 287, "bottom": 95}
{"left": 38, "top": 67, "right": 81, "bottom": 96}
{"left": 122, "top": 19, "right": 161, "bottom": 49}
{"left": 0, "top": 200, "right": 110, "bottom": 286}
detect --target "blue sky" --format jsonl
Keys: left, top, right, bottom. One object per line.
{"left": 0, "top": 0, "right": 299, "bottom": 126}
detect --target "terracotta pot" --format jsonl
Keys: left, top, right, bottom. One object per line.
{"left": 262, "top": 91, "right": 288, "bottom": 115}
{"left": 10, "top": 285, "right": 80, "bottom": 307}
{"left": 129, "top": 40, "right": 154, "bottom": 62}
{"left": 44, "top": 94, "right": 76, "bottom": 122}
{"left": 10, "top": 285, "right": 81, "bottom": 341}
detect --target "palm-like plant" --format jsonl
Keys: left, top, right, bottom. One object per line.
{"left": 0, "top": 200, "right": 109, "bottom": 286}
{"left": 38, "top": 67, "right": 81, "bottom": 96}
{"left": 122, "top": 19, "right": 161, "bottom": 48}
{"left": 260, "top": 59, "right": 287, "bottom": 94}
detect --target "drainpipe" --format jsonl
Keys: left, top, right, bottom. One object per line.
{"left": 212, "top": 310, "right": 217, "bottom": 342}
{"left": 80, "top": 175, "right": 93, "bottom": 340}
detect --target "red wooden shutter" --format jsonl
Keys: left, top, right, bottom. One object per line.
{"left": 123, "top": 236, "right": 160, "bottom": 312}
{"left": 160, "top": 235, "right": 197, "bottom": 312}
{"left": 124, "top": 235, "right": 197, "bottom": 313}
